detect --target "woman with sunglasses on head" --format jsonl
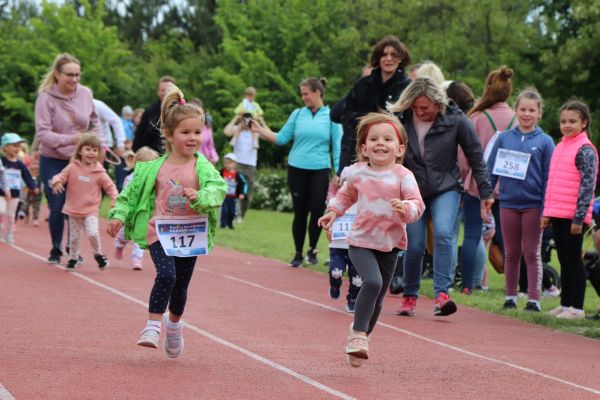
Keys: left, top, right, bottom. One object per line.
{"left": 35, "top": 53, "right": 102, "bottom": 264}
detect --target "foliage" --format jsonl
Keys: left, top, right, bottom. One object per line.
{"left": 250, "top": 168, "right": 292, "bottom": 212}
{"left": 1, "top": 0, "right": 599, "bottom": 162}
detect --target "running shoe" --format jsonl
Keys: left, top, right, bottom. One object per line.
{"left": 396, "top": 296, "right": 417, "bottom": 316}
{"left": 434, "top": 292, "right": 457, "bottom": 316}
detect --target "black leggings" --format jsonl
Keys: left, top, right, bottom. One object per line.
{"left": 148, "top": 241, "right": 197, "bottom": 316}
{"left": 287, "top": 165, "right": 330, "bottom": 253}
{"left": 551, "top": 218, "right": 586, "bottom": 309}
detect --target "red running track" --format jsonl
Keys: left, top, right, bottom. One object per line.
{"left": 1, "top": 216, "right": 600, "bottom": 399}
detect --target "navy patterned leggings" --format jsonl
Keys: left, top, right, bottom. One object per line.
{"left": 148, "top": 241, "right": 197, "bottom": 316}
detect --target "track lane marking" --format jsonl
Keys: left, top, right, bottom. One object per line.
{"left": 199, "top": 268, "right": 600, "bottom": 397}
{"left": 7, "top": 244, "right": 355, "bottom": 400}
{"left": 0, "top": 384, "right": 16, "bottom": 400}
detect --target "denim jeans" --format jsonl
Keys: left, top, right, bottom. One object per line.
{"left": 459, "top": 193, "right": 483, "bottom": 290}
{"left": 40, "top": 156, "right": 69, "bottom": 252}
{"left": 403, "top": 190, "right": 460, "bottom": 297}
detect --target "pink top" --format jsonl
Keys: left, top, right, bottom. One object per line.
{"left": 544, "top": 132, "right": 597, "bottom": 225}
{"left": 327, "top": 162, "right": 425, "bottom": 252}
{"left": 200, "top": 125, "right": 219, "bottom": 164}
{"left": 51, "top": 159, "right": 118, "bottom": 217}
{"left": 35, "top": 84, "right": 102, "bottom": 160}
{"left": 147, "top": 158, "right": 200, "bottom": 245}
{"left": 459, "top": 102, "right": 515, "bottom": 197}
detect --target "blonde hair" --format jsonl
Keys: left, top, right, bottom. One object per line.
{"left": 135, "top": 146, "right": 159, "bottom": 163}
{"left": 38, "top": 53, "right": 80, "bottom": 94}
{"left": 355, "top": 112, "right": 408, "bottom": 163}
{"left": 159, "top": 84, "right": 204, "bottom": 153}
{"left": 515, "top": 87, "right": 543, "bottom": 112}
{"left": 244, "top": 86, "right": 256, "bottom": 96}
{"left": 72, "top": 133, "right": 103, "bottom": 162}
{"left": 415, "top": 62, "right": 445, "bottom": 87}
{"left": 389, "top": 77, "right": 448, "bottom": 115}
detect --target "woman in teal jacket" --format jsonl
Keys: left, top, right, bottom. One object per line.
{"left": 255, "top": 77, "right": 342, "bottom": 267}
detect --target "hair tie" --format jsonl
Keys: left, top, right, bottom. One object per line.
{"left": 179, "top": 98, "right": 186, "bottom": 105}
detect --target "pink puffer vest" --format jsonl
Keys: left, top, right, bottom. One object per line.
{"left": 544, "top": 132, "right": 597, "bottom": 224}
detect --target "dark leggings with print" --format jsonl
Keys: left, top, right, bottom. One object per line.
{"left": 148, "top": 241, "right": 197, "bottom": 316}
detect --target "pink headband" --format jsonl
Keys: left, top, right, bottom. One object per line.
{"left": 364, "top": 121, "right": 404, "bottom": 145}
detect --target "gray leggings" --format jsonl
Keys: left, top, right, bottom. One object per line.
{"left": 349, "top": 246, "right": 399, "bottom": 334}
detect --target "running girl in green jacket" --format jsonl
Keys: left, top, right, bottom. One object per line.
{"left": 107, "top": 85, "right": 226, "bottom": 358}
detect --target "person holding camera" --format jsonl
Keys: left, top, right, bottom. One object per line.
{"left": 223, "top": 110, "right": 262, "bottom": 222}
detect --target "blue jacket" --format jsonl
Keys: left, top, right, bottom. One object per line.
{"left": 487, "top": 126, "right": 555, "bottom": 209}
{"left": 275, "top": 106, "right": 342, "bottom": 172}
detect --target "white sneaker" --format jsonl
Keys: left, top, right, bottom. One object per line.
{"left": 542, "top": 285, "right": 560, "bottom": 298}
{"left": 137, "top": 328, "right": 160, "bottom": 348}
{"left": 163, "top": 315, "right": 184, "bottom": 358}
{"left": 5, "top": 233, "right": 13, "bottom": 244}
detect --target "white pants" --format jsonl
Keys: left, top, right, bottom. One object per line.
{"left": 115, "top": 226, "right": 144, "bottom": 263}
{"left": 0, "top": 197, "right": 20, "bottom": 236}
{"left": 68, "top": 215, "right": 101, "bottom": 260}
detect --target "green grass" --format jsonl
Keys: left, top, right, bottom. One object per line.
{"left": 214, "top": 209, "right": 600, "bottom": 339}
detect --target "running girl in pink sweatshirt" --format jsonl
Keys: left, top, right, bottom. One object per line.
{"left": 51, "top": 133, "right": 118, "bottom": 270}
{"left": 319, "top": 112, "right": 424, "bottom": 367}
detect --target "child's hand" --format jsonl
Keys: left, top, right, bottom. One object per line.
{"left": 391, "top": 198, "right": 407, "bottom": 218}
{"left": 540, "top": 216, "right": 550, "bottom": 229}
{"left": 52, "top": 182, "right": 65, "bottom": 194}
{"left": 110, "top": 198, "right": 116, "bottom": 208}
{"left": 318, "top": 211, "right": 337, "bottom": 230}
{"left": 239, "top": 194, "right": 245, "bottom": 200}
{"left": 106, "top": 219, "right": 123, "bottom": 238}
{"left": 571, "top": 223, "right": 582, "bottom": 235}
{"left": 182, "top": 188, "right": 197, "bottom": 202}
{"left": 34, "top": 188, "right": 40, "bottom": 195}
{"left": 480, "top": 198, "right": 494, "bottom": 223}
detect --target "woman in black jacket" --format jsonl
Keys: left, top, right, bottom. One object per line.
{"left": 389, "top": 77, "right": 493, "bottom": 317}
{"left": 332, "top": 35, "right": 412, "bottom": 175}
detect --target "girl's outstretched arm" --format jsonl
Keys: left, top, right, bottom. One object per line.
{"left": 190, "top": 158, "right": 227, "bottom": 214}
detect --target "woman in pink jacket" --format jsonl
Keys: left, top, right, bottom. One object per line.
{"left": 51, "top": 133, "right": 118, "bottom": 270}
{"left": 35, "top": 53, "right": 102, "bottom": 264}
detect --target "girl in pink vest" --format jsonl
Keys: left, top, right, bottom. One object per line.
{"left": 542, "top": 100, "right": 598, "bottom": 319}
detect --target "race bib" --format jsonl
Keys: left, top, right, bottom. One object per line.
{"left": 155, "top": 216, "right": 209, "bottom": 257}
{"left": 331, "top": 213, "right": 356, "bottom": 241}
{"left": 5, "top": 169, "right": 21, "bottom": 190}
{"left": 492, "top": 148, "right": 531, "bottom": 180}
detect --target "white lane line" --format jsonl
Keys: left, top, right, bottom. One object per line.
{"left": 202, "top": 269, "right": 600, "bottom": 397}
{"left": 7, "top": 244, "right": 355, "bottom": 400}
{"left": 0, "top": 384, "right": 16, "bottom": 400}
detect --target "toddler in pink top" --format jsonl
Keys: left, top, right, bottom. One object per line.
{"left": 319, "top": 112, "right": 424, "bottom": 367}
{"left": 51, "top": 133, "right": 118, "bottom": 270}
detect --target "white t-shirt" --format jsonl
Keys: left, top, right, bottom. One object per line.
{"left": 234, "top": 129, "right": 257, "bottom": 166}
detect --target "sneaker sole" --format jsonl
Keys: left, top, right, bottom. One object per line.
{"left": 137, "top": 339, "right": 159, "bottom": 349}
{"left": 434, "top": 300, "right": 457, "bottom": 316}
{"left": 396, "top": 309, "right": 415, "bottom": 316}
{"left": 345, "top": 346, "right": 368, "bottom": 359}
{"left": 346, "top": 353, "right": 363, "bottom": 368}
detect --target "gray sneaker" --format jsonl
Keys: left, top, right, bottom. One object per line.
{"left": 137, "top": 328, "right": 160, "bottom": 348}
{"left": 163, "top": 316, "right": 184, "bottom": 358}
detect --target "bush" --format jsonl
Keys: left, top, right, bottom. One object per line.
{"left": 251, "top": 168, "right": 292, "bottom": 212}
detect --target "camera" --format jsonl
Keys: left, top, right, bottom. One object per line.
{"left": 242, "top": 113, "right": 253, "bottom": 128}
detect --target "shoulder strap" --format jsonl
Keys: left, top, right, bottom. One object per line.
{"left": 482, "top": 111, "right": 497, "bottom": 132}
{"left": 507, "top": 115, "right": 516, "bottom": 129}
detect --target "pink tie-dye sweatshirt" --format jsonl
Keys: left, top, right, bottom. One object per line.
{"left": 327, "top": 162, "right": 425, "bottom": 252}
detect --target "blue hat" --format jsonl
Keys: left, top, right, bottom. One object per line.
{"left": 1, "top": 133, "right": 25, "bottom": 147}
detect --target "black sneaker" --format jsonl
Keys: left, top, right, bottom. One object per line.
{"left": 77, "top": 255, "right": 84, "bottom": 264}
{"left": 47, "top": 248, "right": 62, "bottom": 264}
{"left": 502, "top": 299, "right": 517, "bottom": 310}
{"left": 66, "top": 259, "right": 77, "bottom": 270}
{"left": 289, "top": 252, "right": 303, "bottom": 268}
{"left": 94, "top": 254, "right": 109, "bottom": 270}
{"left": 329, "top": 286, "right": 340, "bottom": 299}
{"left": 524, "top": 301, "right": 541, "bottom": 312}
{"left": 346, "top": 299, "right": 356, "bottom": 313}
{"left": 305, "top": 248, "right": 318, "bottom": 265}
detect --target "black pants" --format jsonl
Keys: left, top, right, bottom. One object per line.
{"left": 148, "top": 241, "right": 197, "bottom": 316}
{"left": 552, "top": 218, "right": 586, "bottom": 309}
{"left": 287, "top": 165, "right": 329, "bottom": 253}
{"left": 221, "top": 197, "right": 236, "bottom": 228}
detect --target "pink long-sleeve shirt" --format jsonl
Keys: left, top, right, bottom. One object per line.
{"left": 327, "top": 162, "right": 425, "bottom": 252}
{"left": 35, "top": 84, "right": 102, "bottom": 160}
{"left": 51, "top": 159, "right": 118, "bottom": 217}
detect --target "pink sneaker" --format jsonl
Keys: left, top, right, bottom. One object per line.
{"left": 396, "top": 296, "right": 417, "bottom": 316}
{"left": 115, "top": 247, "right": 124, "bottom": 260}
{"left": 345, "top": 323, "right": 368, "bottom": 367}
{"left": 434, "top": 292, "right": 457, "bottom": 316}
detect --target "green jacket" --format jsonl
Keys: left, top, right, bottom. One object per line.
{"left": 109, "top": 153, "right": 227, "bottom": 250}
